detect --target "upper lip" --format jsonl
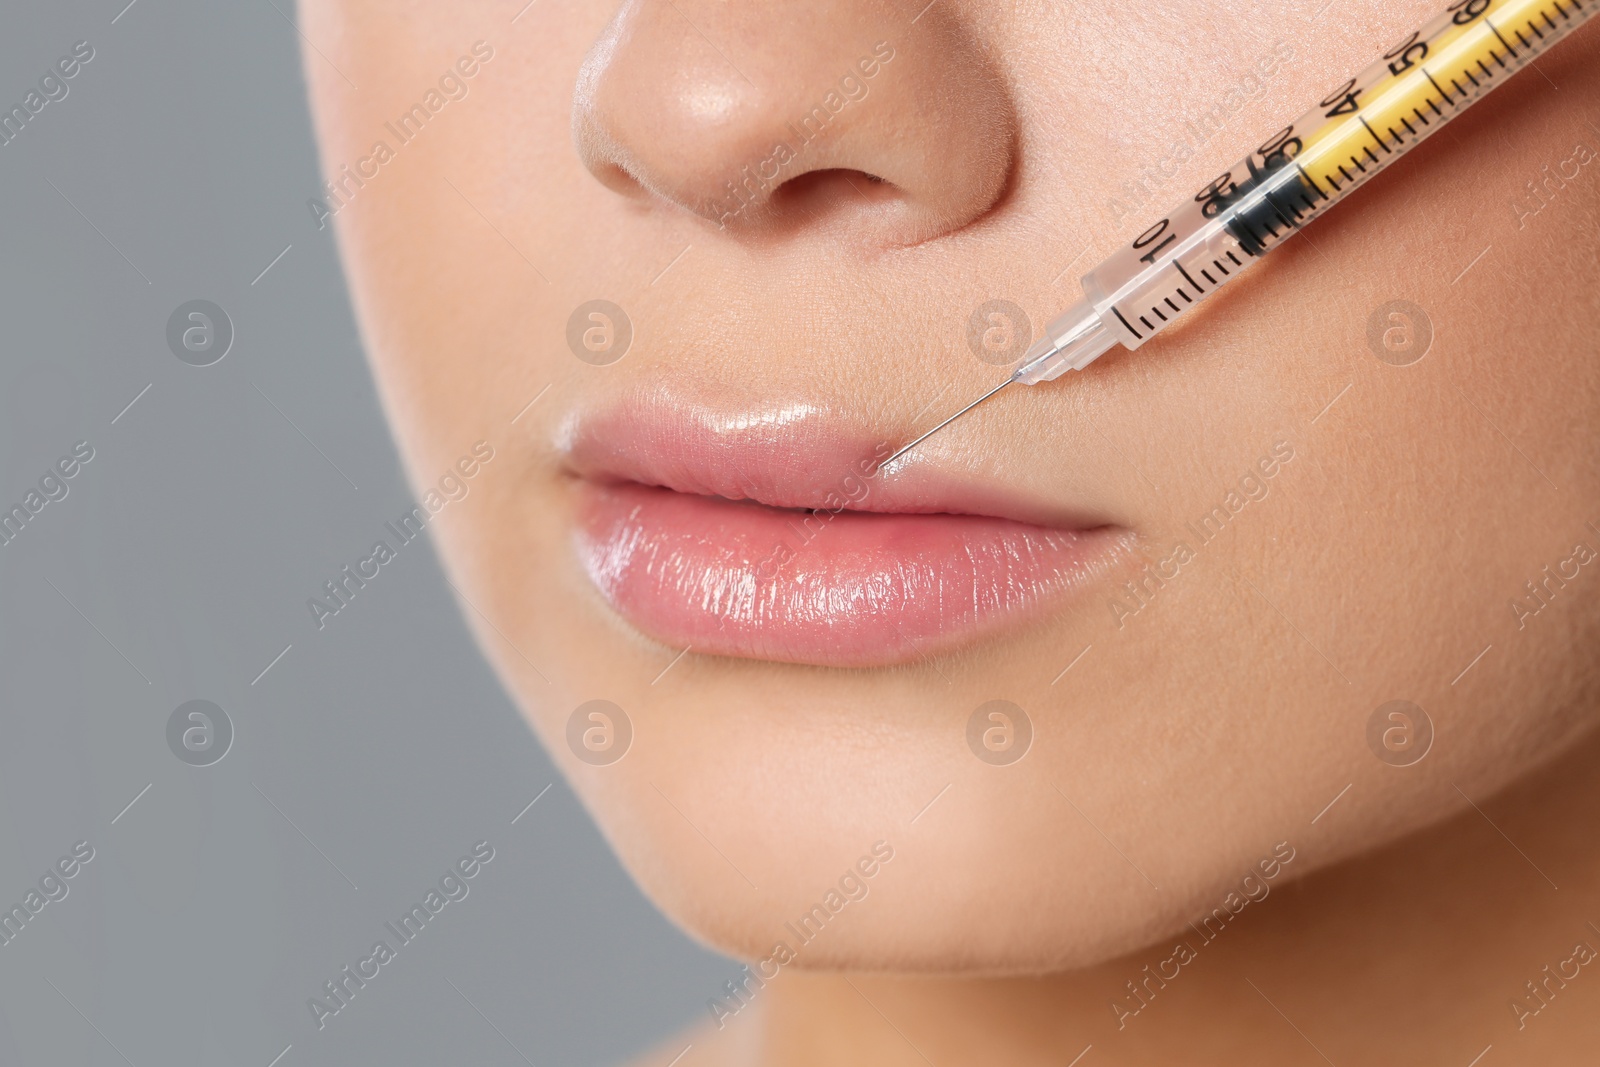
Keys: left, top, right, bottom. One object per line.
{"left": 556, "top": 384, "right": 1117, "bottom": 530}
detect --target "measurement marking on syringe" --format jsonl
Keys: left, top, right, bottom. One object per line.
{"left": 1295, "top": 163, "right": 1328, "bottom": 200}
{"left": 1483, "top": 21, "right": 1515, "bottom": 61}
{"left": 1359, "top": 116, "right": 1392, "bottom": 154}
{"left": 1176, "top": 262, "right": 1206, "bottom": 295}
{"left": 1111, "top": 306, "right": 1142, "bottom": 340}
{"left": 1267, "top": 201, "right": 1303, "bottom": 236}
{"left": 1424, "top": 68, "right": 1457, "bottom": 106}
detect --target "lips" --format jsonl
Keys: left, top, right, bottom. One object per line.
{"left": 561, "top": 390, "right": 1129, "bottom": 667}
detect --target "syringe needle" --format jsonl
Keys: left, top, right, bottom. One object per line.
{"left": 883, "top": 377, "right": 1013, "bottom": 467}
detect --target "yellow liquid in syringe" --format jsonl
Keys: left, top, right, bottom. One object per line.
{"left": 1297, "top": 0, "right": 1581, "bottom": 194}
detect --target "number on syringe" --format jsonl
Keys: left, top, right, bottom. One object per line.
{"left": 1448, "top": 0, "right": 1490, "bottom": 25}
{"left": 1242, "top": 126, "right": 1302, "bottom": 185}
{"left": 1320, "top": 78, "right": 1362, "bottom": 117}
{"left": 1257, "top": 126, "right": 1302, "bottom": 166}
{"left": 1194, "top": 173, "right": 1238, "bottom": 218}
{"left": 1133, "top": 218, "right": 1175, "bottom": 265}
{"left": 1383, "top": 31, "right": 1429, "bottom": 75}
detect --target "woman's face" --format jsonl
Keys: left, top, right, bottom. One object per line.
{"left": 302, "top": 0, "right": 1600, "bottom": 970}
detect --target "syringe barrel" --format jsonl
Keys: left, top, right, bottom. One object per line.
{"left": 1034, "top": 0, "right": 1593, "bottom": 379}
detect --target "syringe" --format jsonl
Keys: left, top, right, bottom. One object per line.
{"left": 887, "top": 0, "right": 1594, "bottom": 464}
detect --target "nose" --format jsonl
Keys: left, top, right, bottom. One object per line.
{"left": 572, "top": 0, "right": 1016, "bottom": 247}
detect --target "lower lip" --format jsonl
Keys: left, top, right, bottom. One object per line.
{"left": 574, "top": 482, "right": 1125, "bottom": 667}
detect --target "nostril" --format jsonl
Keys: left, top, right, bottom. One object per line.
{"left": 589, "top": 159, "right": 650, "bottom": 200}
{"left": 769, "top": 168, "right": 902, "bottom": 217}
{"left": 572, "top": 0, "right": 1016, "bottom": 247}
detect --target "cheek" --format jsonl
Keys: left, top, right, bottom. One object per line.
{"left": 303, "top": 0, "right": 1600, "bottom": 976}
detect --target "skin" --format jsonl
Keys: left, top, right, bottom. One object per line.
{"left": 299, "top": 0, "right": 1600, "bottom": 1061}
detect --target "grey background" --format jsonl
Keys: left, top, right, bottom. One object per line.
{"left": 0, "top": 1, "right": 733, "bottom": 1064}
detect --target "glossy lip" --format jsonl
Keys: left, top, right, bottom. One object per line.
{"left": 560, "top": 388, "right": 1131, "bottom": 667}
